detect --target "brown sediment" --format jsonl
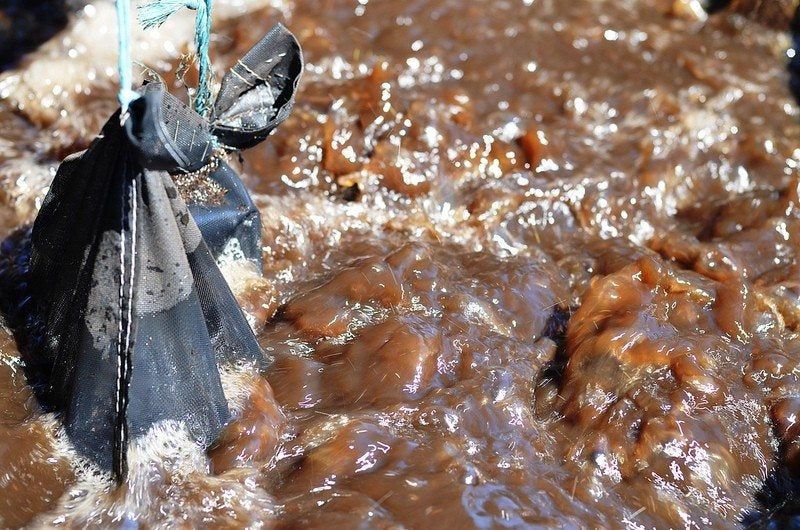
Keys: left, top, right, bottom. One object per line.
{"left": 171, "top": 158, "right": 228, "bottom": 206}
{"left": 0, "top": 0, "right": 799, "bottom": 527}
{"left": 726, "top": 0, "right": 800, "bottom": 29}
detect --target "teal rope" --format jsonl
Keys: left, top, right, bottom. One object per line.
{"left": 193, "top": 0, "right": 213, "bottom": 116}
{"left": 116, "top": 0, "right": 137, "bottom": 113}
{"left": 139, "top": 0, "right": 214, "bottom": 116}
{"left": 138, "top": 0, "right": 191, "bottom": 28}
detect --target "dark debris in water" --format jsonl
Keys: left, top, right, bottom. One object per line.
{"left": 0, "top": 0, "right": 82, "bottom": 71}
{"left": 742, "top": 465, "right": 800, "bottom": 529}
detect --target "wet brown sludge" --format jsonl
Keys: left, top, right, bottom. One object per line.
{"left": 0, "top": 0, "right": 799, "bottom": 527}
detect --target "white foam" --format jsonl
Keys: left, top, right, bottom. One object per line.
{"left": 30, "top": 368, "right": 271, "bottom": 526}
{"left": 219, "top": 362, "right": 261, "bottom": 416}
{"left": 33, "top": 419, "right": 209, "bottom": 527}
{"left": 34, "top": 414, "right": 116, "bottom": 525}
{"left": 217, "top": 254, "right": 262, "bottom": 295}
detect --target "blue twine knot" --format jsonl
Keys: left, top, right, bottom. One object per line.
{"left": 138, "top": 0, "right": 214, "bottom": 116}
{"left": 115, "top": 0, "right": 214, "bottom": 117}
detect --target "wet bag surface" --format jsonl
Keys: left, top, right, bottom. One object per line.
{"left": 24, "top": 24, "right": 303, "bottom": 476}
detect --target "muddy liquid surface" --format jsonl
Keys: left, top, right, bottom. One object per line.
{"left": 0, "top": 0, "right": 799, "bottom": 528}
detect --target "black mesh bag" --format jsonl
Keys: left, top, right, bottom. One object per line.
{"left": 192, "top": 23, "right": 302, "bottom": 268}
{"left": 20, "top": 24, "right": 302, "bottom": 478}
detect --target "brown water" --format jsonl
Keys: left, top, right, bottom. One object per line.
{"left": 0, "top": 0, "right": 798, "bottom": 527}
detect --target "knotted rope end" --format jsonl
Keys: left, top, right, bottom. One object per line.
{"left": 138, "top": 0, "right": 198, "bottom": 30}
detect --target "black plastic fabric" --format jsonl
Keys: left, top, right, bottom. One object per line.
{"left": 130, "top": 24, "right": 303, "bottom": 268}
{"left": 212, "top": 23, "right": 303, "bottom": 150}
{"left": 23, "top": 24, "right": 302, "bottom": 478}
{"left": 189, "top": 161, "right": 264, "bottom": 265}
